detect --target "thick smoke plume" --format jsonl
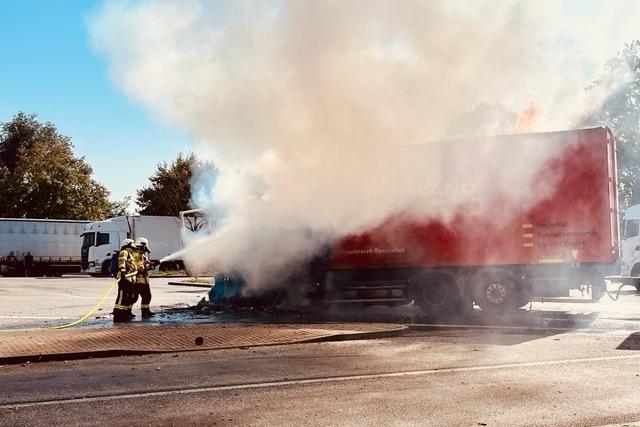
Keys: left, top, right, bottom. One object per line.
{"left": 90, "top": 0, "right": 640, "bottom": 289}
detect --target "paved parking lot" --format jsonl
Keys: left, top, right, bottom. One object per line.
{"left": 0, "top": 275, "right": 208, "bottom": 330}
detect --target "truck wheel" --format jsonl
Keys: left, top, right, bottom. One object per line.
{"left": 631, "top": 264, "right": 640, "bottom": 292}
{"left": 101, "top": 261, "right": 111, "bottom": 276}
{"left": 473, "top": 272, "right": 518, "bottom": 315}
{"left": 413, "top": 272, "right": 460, "bottom": 318}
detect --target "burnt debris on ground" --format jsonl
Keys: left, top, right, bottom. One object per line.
{"left": 164, "top": 294, "right": 602, "bottom": 332}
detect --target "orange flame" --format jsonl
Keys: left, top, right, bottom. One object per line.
{"left": 515, "top": 102, "right": 541, "bottom": 133}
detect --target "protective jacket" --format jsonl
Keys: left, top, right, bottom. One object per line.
{"left": 117, "top": 246, "right": 137, "bottom": 282}
{"left": 134, "top": 249, "right": 150, "bottom": 285}
{"left": 113, "top": 245, "right": 138, "bottom": 322}
{"left": 131, "top": 247, "right": 153, "bottom": 316}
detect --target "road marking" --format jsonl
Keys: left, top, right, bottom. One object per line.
{"left": 4, "top": 353, "right": 640, "bottom": 409}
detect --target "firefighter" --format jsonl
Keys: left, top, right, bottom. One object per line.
{"left": 113, "top": 238, "right": 137, "bottom": 323}
{"left": 133, "top": 237, "right": 154, "bottom": 318}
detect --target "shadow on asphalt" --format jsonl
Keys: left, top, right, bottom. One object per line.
{"left": 407, "top": 328, "right": 563, "bottom": 346}
{"left": 616, "top": 332, "right": 640, "bottom": 350}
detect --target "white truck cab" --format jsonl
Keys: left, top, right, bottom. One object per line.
{"left": 81, "top": 217, "right": 131, "bottom": 275}
{"left": 81, "top": 215, "right": 184, "bottom": 275}
{"left": 621, "top": 204, "right": 640, "bottom": 278}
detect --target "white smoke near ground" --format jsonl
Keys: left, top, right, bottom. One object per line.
{"left": 90, "top": 0, "right": 640, "bottom": 289}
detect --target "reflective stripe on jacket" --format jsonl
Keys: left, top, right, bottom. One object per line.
{"left": 117, "top": 247, "right": 137, "bottom": 278}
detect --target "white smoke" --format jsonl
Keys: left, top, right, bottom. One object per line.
{"left": 90, "top": 0, "right": 639, "bottom": 288}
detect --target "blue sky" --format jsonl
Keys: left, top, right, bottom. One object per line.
{"left": 0, "top": 0, "right": 194, "bottom": 204}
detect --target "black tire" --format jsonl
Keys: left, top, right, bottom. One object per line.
{"left": 473, "top": 271, "right": 518, "bottom": 315}
{"left": 631, "top": 265, "right": 640, "bottom": 292}
{"left": 101, "top": 261, "right": 111, "bottom": 276}
{"left": 413, "top": 272, "right": 461, "bottom": 318}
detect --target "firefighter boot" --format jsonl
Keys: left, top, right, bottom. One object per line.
{"left": 113, "top": 309, "right": 130, "bottom": 323}
{"left": 141, "top": 307, "right": 155, "bottom": 318}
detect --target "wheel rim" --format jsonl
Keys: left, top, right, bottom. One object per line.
{"left": 485, "top": 282, "right": 507, "bottom": 305}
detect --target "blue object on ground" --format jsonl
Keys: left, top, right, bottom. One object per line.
{"left": 209, "top": 273, "right": 246, "bottom": 302}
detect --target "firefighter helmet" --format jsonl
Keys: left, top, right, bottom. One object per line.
{"left": 121, "top": 238, "right": 135, "bottom": 248}
{"left": 135, "top": 237, "right": 149, "bottom": 251}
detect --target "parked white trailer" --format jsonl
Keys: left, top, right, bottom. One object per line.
{"left": 0, "top": 218, "right": 89, "bottom": 276}
{"left": 81, "top": 215, "right": 184, "bottom": 275}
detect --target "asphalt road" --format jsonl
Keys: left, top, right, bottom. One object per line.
{"left": 2, "top": 328, "right": 640, "bottom": 426}
{"left": 4, "top": 278, "right": 640, "bottom": 425}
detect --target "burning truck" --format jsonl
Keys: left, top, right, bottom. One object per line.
{"left": 186, "top": 127, "right": 639, "bottom": 315}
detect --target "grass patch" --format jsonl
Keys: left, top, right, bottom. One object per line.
{"left": 149, "top": 269, "right": 187, "bottom": 277}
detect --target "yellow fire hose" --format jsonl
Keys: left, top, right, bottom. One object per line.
{"left": 1, "top": 279, "right": 119, "bottom": 333}
{"left": 49, "top": 280, "right": 118, "bottom": 330}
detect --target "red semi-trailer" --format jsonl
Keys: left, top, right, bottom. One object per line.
{"left": 322, "top": 127, "right": 620, "bottom": 315}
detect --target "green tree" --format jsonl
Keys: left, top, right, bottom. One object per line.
{"left": 0, "top": 112, "right": 121, "bottom": 220}
{"left": 585, "top": 41, "right": 640, "bottom": 208}
{"left": 136, "top": 153, "right": 217, "bottom": 216}
{"left": 106, "top": 196, "right": 132, "bottom": 217}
